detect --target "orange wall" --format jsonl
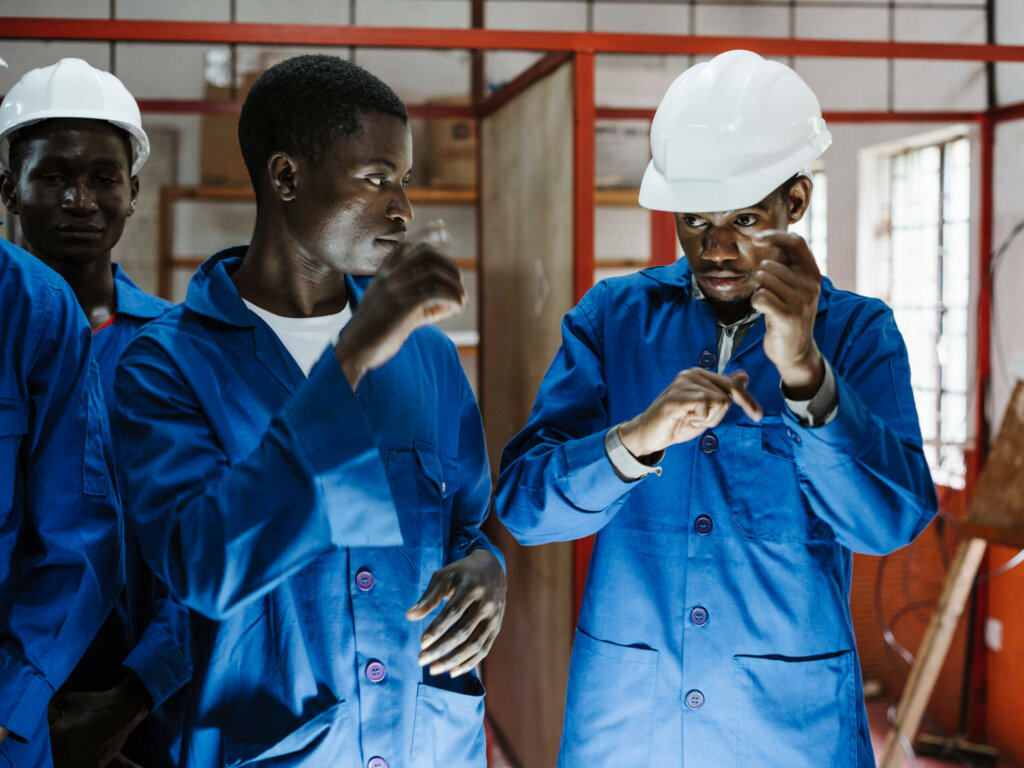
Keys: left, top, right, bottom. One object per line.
{"left": 851, "top": 516, "right": 968, "bottom": 735}
{"left": 985, "top": 544, "right": 1024, "bottom": 765}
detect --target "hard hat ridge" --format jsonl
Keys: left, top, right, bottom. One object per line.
{"left": 639, "top": 50, "right": 831, "bottom": 213}
{"left": 0, "top": 58, "right": 150, "bottom": 175}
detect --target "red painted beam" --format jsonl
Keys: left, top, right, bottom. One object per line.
{"left": 965, "top": 112, "right": 995, "bottom": 743}
{"left": 993, "top": 99, "right": 1024, "bottom": 124}
{"left": 573, "top": 51, "right": 597, "bottom": 624}
{"left": 479, "top": 51, "right": 573, "bottom": 118}
{"left": 650, "top": 210, "right": 678, "bottom": 267}
{"left": 7, "top": 18, "right": 1024, "bottom": 62}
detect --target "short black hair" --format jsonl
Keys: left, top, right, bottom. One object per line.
{"left": 238, "top": 54, "right": 408, "bottom": 194}
{"left": 7, "top": 119, "right": 133, "bottom": 177}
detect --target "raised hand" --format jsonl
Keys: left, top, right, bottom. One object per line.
{"left": 750, "top": 230, "right": 825, "bottom": 399}
{"left": 617, "top": 369, "right": 762, "bottom": 459}
{"left": 334, "top": 237, "right": 465, "bottom": 390}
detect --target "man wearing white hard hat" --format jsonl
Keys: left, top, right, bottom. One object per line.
{"left": 1, "top": 59, "right": 189, "bottom": 768}
{"left": 497, "top": 50, "right": 937, "bottom": 766}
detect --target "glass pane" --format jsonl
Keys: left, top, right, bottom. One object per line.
{"left": 914, "top": 388, "right": 938, "bottom": 442}
{"left": 940, "top": 391, "right": 968, "bottom": 445}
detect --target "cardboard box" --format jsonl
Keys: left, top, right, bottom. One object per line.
{"left": 595, "top": 119, "right": 650, "bottom": 189}
{"left": 200, "top": 71, "right": 260, "bottom": 187}
{"left": 427, "top": 99, "right": 477, "bottom": 188}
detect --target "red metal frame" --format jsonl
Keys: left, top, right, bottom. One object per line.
{"left": 10, "top": 15, "right": 1024, "bottom": 708}
{"left": 572, "top": 51, "right": 597, "bottom": 618}
{"left": 7, "top": 17, "right": 1024, "bottom": 62}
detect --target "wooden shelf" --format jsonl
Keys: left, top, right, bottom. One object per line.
{"left": 594, "top": 188, "right": 640, "bottom": 207}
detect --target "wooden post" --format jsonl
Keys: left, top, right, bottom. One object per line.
{"left": 879, "top": 537, "right": 989, "bottom": 767}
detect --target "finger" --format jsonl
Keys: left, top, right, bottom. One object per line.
{"left": 751, "top": 267, "right": 798, "bottom": 302}
{"left": 406, "top": 569, "right": 456, "bottom": 621}
{"left": 727, "top": 372, "right": 763, "bottom": 422}
{"left": 754, "top": 258, "right": 801, "bottom": 290}
{"left": 419, "top": 601, "right": 489, "bottom": 667}
{"left": 750, "top": 285, "right": 788, "bottom": 318}
{"left": 450, "top": 625, "right": 501, "bottom": 677}
{"left": 428, "top": 620, "right": 491, "bottom": 676}
{"left": 419, "top": 584, "right": 486, "bottom": 650}
{"left": 753, "top": 230, "right": 819, "bottom": 275}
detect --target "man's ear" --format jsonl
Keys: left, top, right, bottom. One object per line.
{"left": 267, "top": 153, "right": 300, "bottom": 202}
{"left": 0, "top": 170, "right": 19, "bottom": 215}
{"left": 787, "top": 175, "right": 813, "bottom": 225}
{"left": 127, "top": 176, "right": 140, "bottom": 217}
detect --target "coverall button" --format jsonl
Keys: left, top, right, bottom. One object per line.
{"left": 355, "top": 568, "right": 375, "bottom": 592}
{"left": 700, "top": 432, "right": 719, "bottom": 454}
{"left": 698, "top": 350, "right": 717, "bottom": 370}
{"left": 365, "top": 660, "right": 387, "bottom": 683}
{"left": 689, "top": 606, "right": 709, "bottom": 626}
{"left": 441, "top": 481, "right": 446, "bottom": 493}
{"left": 685, "top": 689, "right": 705, "bottom": 709}
{"left": 368, "top": 758, "right": 389, "bottom": 768}
{"left": 694, "top": 515, "right": 713, "bottom": 535}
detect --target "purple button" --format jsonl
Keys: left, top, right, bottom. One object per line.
{"left": 355, "top": 569, "right": 375, "bottom": 592}
{"left": 368, "top": 758, "right": 388, "bottom": 768}
{"left": 365, "top": 660, "right": 386, "bottom": 683}
{"left": 694, "top": 515, "right": 713, "bottom": 535}
{"left": 700, "top": 432, "right": 719, "bottom": 454}
{"left": 698, "top": 350, "right": 717, "bottom": 370}
{"left": 685, "top": 689, "right": 705, "bottom": 709}
{"left": 690, "top": 606, "right": 709, "bottom": 626}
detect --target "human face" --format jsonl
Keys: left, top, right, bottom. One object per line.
{"left": 675, "top": 180, "right": 809, "bottom": 323}
{"left": 0, "top": 118, "right": 137, "bottom": 266}
{"left": 283, "top": 110, "right": 413, "bottom": 276}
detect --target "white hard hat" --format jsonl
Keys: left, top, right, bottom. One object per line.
{"left": 0, "top": 58, "right": 149, "bottom": 175}
{"left": 639, "top": 50, "right": 831, "bottom": 213}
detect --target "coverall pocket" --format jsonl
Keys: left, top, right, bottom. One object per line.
{"left": 0, "top": 398, "right": 28, "bottom": 520}
{"left": 223, "top": 699, "right": 348, "bottom": 767}
{"left": 386, "top": 444, "right": 449, "bottom": 585}
{"left": 727, "top": 417, "right": 833, "bottom": 542}
{"left": 410, "top": 678, "right": 487, "bottom": 768}
{"left": 558, "top": 628, "right": 659, "bottom": 767}
{"left": 732, "top": 649, "right": 857, "bottom": 768}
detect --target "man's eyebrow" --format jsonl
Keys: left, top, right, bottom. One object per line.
{"left": 366, "top": 157, "right": 398, "bottom": 172}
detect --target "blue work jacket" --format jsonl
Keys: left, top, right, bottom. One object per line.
{"left": 61, "top": 264, "right": 189, "bottom": 768}
{"left": 0, "top": 238, "right": 122, "bottom": 768}
{"left": 115, "top": 247, "right": 499, "bottom": 768}
{"left": 496, "top": 259, "right": 938, "bottom": 768}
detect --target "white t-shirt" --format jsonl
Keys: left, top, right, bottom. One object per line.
{"left": 243, "top": 299, "right": 352, "bottom": 377}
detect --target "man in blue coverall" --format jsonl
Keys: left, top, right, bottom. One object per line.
{"left": 0, "top": 59, "right": 189, "bottom": 768}
{"left": 496, "top": 50, "right": 939, "bottom": 767}
{"left": 114, "top": 55, "right": 506, "bottom": 767}
{"left": 0, "top": 242, "right": 123, "bottom": 765}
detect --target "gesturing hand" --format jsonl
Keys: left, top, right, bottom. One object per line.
{"left": 405, "top": 549, "right": 506, "bottom": 678}
{"left": 750, "top": 230, "right": 825, "bottom": 399}
{"left": 335, "top": 237, "right": 466, "bottom": 390}
{"left": 618, "top": 369, "right": 763, "bottom": 459}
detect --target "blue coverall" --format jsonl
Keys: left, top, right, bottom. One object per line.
{"left": 60, "top": 264, "right": 190, "bottom": 768}
{"left": 115, "top": 248, "right": 500, "bottom": 767}
{"left": 0, "top": 238, "right": 123, "bottom": 768}
{"left": 496, "top": 259, "right": 939, "bottom": 767}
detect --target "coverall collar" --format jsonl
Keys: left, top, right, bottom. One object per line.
{"left": 184, "top": 246, "right": 369, "bottom": 328}
{"left": 112, "top": 263, "right": 168, "bottom": 321}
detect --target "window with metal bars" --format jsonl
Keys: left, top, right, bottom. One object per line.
{"left": 791, "top": 167, "right": 828, "bottom": 276}
{"left": 886, "top": 136, "right": 971, "bottom": 489}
